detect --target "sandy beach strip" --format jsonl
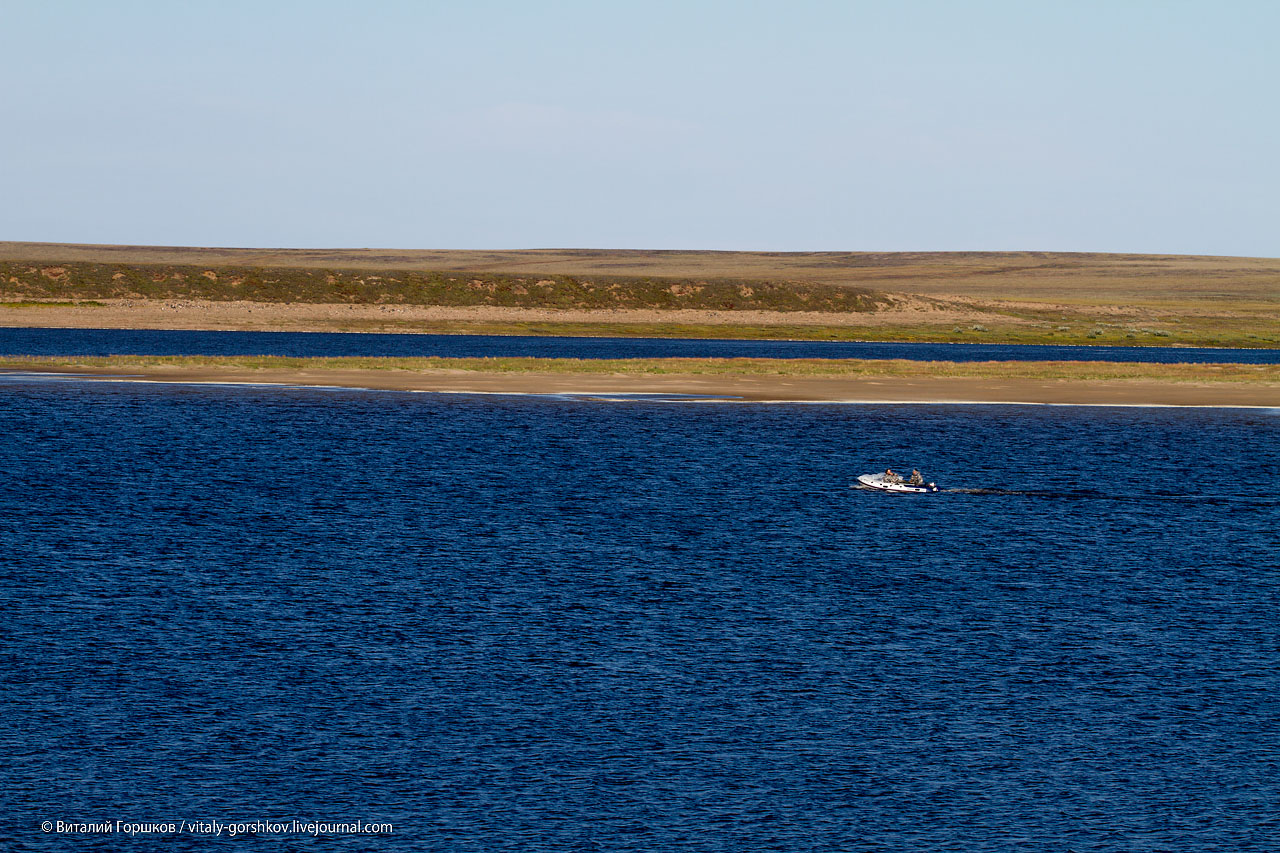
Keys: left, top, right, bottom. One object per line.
{"left": 0, "top": 298, "right": 994, "bottom": 332}
{"left": 6, "top": 364, "right": 1277, "bottom": 407}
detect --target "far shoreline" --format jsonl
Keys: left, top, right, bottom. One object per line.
{"left": 12, "top": 374, "right": 1277, "bottom": 409}
{"left": 3, "top": 298, "right": 1276, "bottom": 349}
{"left": 5, "top": 362, "right": 1277, "bottom": 409}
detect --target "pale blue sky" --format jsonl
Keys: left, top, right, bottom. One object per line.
{"left": 3, "top": 0, "right": 1276, "bottom": 254}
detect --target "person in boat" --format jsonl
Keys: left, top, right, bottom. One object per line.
{"left": 909, "top": 469, "right": 924, "bottom": 486}
{"left": 884, "top": 468, "right": 902, "bottom": 484}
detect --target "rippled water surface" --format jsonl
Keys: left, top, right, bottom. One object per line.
{"left": 3, "top": 380, "right": 1277, "bottom": 850}
{"left": 3, "top": 326, "right": 1277, "bottom": 363}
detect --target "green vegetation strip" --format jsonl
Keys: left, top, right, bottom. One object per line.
{"left": 0, "top": 300, "right": 105, "bottom": 308}
{"left": 0, "top": 261, "right": 887, "bottom": 312}
{"left": 5, "top": 355, "right": 1277, "bottom": 384}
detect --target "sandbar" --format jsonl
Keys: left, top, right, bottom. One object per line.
{"left": 8, "top": 365, "right": 1277, "bottom": 407}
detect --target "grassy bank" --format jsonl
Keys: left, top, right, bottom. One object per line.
{"left": 6, "top": 355, "right": 1277, "bottom": 384}
{"left": 4, "top": 300, "right": 1275, "bottom": 347}
{"left": 291, "top": 317, "right": 1280, "bottom": 349}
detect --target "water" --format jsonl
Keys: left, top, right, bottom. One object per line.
{"left": 2, "top": 326, "right": 1277, "bottom": 363}
{"left": 2, "top": 379, "right": 1278, "bottom": 850}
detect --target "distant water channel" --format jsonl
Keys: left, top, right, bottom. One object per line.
{"left": 1, "top": 326, "right": 1277, "bottom": 363}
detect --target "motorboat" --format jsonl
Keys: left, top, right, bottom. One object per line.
{"left": 856, "top": 472, "right": 940, "bottom": 493}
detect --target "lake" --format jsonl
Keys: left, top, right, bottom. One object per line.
{"left": 2, "top": 377, "right": 1277, "bottom": 850}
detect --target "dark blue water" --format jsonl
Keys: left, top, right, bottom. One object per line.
{"left": 3, "top": 378, "right": 1278, "bottom": 850}
{"left": 2, "top": 326, "right": 1277, "bottom": 363}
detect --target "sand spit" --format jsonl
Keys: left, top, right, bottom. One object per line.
{"left": 7, "top": 365, "right": 1277, "bottom": 408}
{"left": 0, "top": 298, "right": 996, "bottom": 332}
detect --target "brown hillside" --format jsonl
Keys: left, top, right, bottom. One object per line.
{"left": 2, "top": 242, "right": 1278, "bottom": 304}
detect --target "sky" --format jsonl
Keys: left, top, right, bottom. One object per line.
{"left": 3, "top": 0, "right": 1277, "bottom": 255}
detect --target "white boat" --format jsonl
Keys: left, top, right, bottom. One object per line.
{"left": 856, "top": 473, "right": 940, "bottom": 493}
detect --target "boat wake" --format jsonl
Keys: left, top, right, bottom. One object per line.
{"left": 934, "top": 487, "right": 1274, "bottom": 507}
{"left": 851, "top": 485, "right": 1079, "bottom": 496}
{"left": 941, "top": 487, "right": 1066, "bottom": 496}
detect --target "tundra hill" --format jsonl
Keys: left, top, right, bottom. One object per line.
{"left": 3, "top": 242, "right": 1279, "bottom": 304}
{"left": 0, "top": 259, "right": 887, "bottom": 313}
{"left": 1, "top": 243, "right": 1276, "bottom": 347}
